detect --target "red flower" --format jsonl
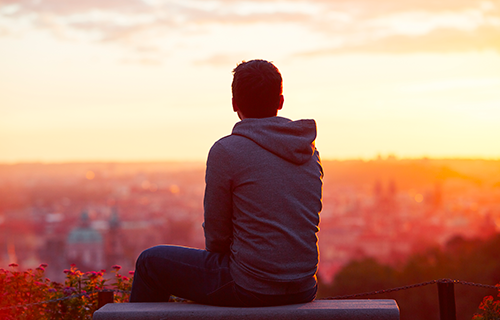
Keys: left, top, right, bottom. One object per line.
{"left": 112, "top": 265, "right": 122, "bottom": 270}
{"left": 9, "top": 263, "right": 18, "bottom": 267}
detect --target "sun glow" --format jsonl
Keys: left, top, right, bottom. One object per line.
{"left": 86, "top": 171, "right": 95, "bottom": 180}
{"left": 1, "top": 0, "right": 499, "bottom": 162}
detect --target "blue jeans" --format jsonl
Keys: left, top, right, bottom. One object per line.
{"left": 129, "top": 245, "right": 317, "bottom": 307}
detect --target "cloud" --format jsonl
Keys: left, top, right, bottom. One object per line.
{"left": 193, "top": 53, "right": 246, "bottom": 67}
{"left": 297, "top": 0, "right": 500, "bottom": 55}
{"left": 180, "top": 9, "right": 310, "bottom": 26}
{"left": 297, "top": 25, "right": 500, "bottom": 56}
{"left": 318, "top": 0, "right": 491, "bottom": 17}
{"left": 1, "top": 0, "right": 499, "bottom": 61}
{"left": 1, "top": 0, "right": 150, "bottom": 16}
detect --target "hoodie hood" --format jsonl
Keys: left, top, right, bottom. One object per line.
{"left": 231, "top": 116, "right": 317, "bottom": 165}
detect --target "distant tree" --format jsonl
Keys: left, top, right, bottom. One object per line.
{"left": 324, "top": 258, "right": 398, "bottom": 297}
{"left": 318, "top": 234, "right": 500, "bottom": 320}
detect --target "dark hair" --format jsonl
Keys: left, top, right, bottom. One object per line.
{"left": 231, "top": 59, "right": 283, "bottom": 118}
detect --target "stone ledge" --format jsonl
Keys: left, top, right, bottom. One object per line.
{"left": 93, "top": 299, "right": 400, "bottom": 320}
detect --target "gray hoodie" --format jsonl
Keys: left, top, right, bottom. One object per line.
{"left": 203, "top": 116, "right": 323, "bottom": 295}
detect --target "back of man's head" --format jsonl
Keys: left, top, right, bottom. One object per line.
{"left": 231, "top": 60, "right": 283, "bottom": 119}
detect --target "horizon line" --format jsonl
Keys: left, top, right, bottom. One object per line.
{"left": 1, "top": 156, "right": 500, "bottom": 165}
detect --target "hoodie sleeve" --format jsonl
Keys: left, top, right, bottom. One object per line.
{"left": 203, "top": 141, "right": 233, "bottom": 253}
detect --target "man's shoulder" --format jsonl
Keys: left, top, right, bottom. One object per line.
{"left": 208, "top": 134, "right": 261, "bottom": 165}
{"left": 208, "top": 134, "right": 241, "bottom": 155}
{"left": 212, "top": 134, "right": 251, "bottom": 149}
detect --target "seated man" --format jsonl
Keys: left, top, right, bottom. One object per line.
{"left": 130, "top": 59, "right": 323, "bottom": 307}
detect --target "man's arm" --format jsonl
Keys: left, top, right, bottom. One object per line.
{"left": 203, "top": 142, "right": 233, "bottom": 253}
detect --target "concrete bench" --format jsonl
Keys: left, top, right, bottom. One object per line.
{"left": 93, "top": 299, "right": 400, "bottom": 320}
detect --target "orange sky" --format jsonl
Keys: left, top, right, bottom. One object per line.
{"left": 1, "top": 0, "right": 499, "bottom": 162}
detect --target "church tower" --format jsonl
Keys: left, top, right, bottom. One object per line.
{"left": 66, "top": 211, "right": 105, "bottom": 271}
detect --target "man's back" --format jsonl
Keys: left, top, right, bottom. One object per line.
{"left": 204, "top": 116, "right": 323, "bottom": 295}
{"left": 131, "top": 59, "right": 323, "bottom": 307}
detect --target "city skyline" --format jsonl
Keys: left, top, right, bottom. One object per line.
{"left": 2, "top": 158, "right": 499, "bottom": 281}
{"left": 1, "top": 0, "right": 500, "bottom": 163}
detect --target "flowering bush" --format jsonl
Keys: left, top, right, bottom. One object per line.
{"left": 0, "top": 263, "right": 133, "bottom": 320}
{"left": 473, "top": 284, "right": 500, "bottom": 320}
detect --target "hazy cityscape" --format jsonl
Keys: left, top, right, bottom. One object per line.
{"left": 1, "top": 157, "right": 499, "bottom": 283}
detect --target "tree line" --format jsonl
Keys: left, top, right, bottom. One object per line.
{"left": 318, "top": 233, "right": 500, "bottom": 320}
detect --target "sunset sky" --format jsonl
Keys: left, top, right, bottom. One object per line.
{"left": 1, "top": 0, "right": 499, "bottom": 162}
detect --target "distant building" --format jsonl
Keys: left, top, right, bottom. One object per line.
{"left": 105, "top": 207, "right": 123, "bottom": 267}
{"left": 66, "top": 211, "right": 105, "bottom": 271}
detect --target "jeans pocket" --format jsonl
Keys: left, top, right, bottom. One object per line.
{"left": 206, "top": 281, "right": 241, "bottom": 307}
{"left": 234, "top": 284, "right": 268, "bottom": 307}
